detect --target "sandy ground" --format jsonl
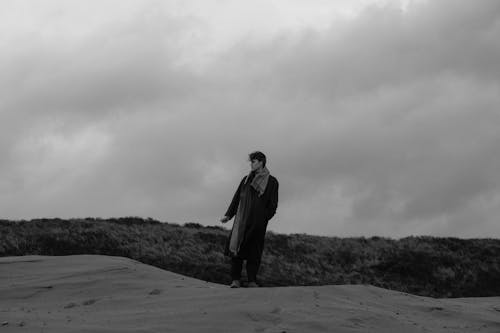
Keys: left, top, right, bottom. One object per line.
{"left": 0, "top": 255, "right": 499, "bottom": 333}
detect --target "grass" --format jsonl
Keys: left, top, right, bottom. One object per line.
{"left": 1, "top": 217, "right": 499, "bottom": 297}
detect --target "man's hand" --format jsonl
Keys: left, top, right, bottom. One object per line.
{"left": 220, "top": 216, "right": 230, "bottom": 223}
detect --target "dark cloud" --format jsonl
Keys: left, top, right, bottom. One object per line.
{"left": 1, "top": 1, "right": 500, "bottom": 237}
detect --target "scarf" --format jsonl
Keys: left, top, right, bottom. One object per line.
{"left": 246, "top": 166, "right": 270, "bottom": 196}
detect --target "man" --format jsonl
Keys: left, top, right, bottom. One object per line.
{"left": 220, "top": 151, "right": 279, "bottom": 288}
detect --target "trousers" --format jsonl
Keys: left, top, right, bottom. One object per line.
{"left": 231, "top": 257, "right": 261, "bottom": 282}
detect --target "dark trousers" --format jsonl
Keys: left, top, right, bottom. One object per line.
{"left": 231, "top": 257, "right": 260, "bottom": 282}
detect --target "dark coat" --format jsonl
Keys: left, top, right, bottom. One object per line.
{"left": 224, "top": 174, "right": 279, "bottom": 260}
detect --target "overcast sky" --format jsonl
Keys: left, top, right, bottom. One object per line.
{"left": 1, "top": 0, "right": 500, "bottom": 238}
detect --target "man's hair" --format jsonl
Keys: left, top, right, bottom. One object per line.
{"left": 249, "top": 151, "right": 266, "bottom": 167}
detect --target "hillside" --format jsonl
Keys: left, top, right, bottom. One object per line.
{"left": 1, "top": 218, "right": 500, "bottom": 297}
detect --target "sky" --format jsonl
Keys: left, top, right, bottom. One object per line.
{"left": 1, "top": 0, "right": 500, "bottom": 238}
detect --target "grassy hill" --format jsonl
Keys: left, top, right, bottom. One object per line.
{"left": 1, "top": 217, "right": 499, "bottom": 298}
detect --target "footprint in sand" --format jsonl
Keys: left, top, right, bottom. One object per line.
{"left": 429, "top": 306, "right": 444, "bottom": 312}
{"left": 247, "top": 312, "right": 283, "bottom": 326}
{"left": 82, "top": 299, "right": 98, "bottom": 306}
{"left": 149, "top": 289, "right": 162, "bottom": 295}
{"left": 270, "top": 307, "right": 282, "bottom": 314}
{"left": 347, "top": 317, "right": 366, "bottom": 328}
{"left": 64, "top": 303, "right": 79, "bottom": 309}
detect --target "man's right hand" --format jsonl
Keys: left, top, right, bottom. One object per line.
{"left": 220, "top": 216, "right": 230, "bottom": 223}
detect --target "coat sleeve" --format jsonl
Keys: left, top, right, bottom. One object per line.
{"left": 265, "top": 178, "right": 279, "bottom": 221}
{"left": 224, "top": 177, "right": 245, "bottom": 219}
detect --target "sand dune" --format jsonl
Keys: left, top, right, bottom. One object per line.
{"left": 1, "top": 255, "right": 499, "bottom": 332}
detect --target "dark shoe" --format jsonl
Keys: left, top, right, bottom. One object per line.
{"left": 230, "top": 280, "right": 241, "bottom": 288}
{"left": 247, "top": 282, "right": 259, "bottom": 288}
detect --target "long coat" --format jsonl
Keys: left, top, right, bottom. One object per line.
{"left": 224, "top": 174, "right": 279, "bottom": 261}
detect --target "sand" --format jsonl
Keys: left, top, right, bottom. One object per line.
{"left": 1, "top": 255, "right": 499, "bottom": 332}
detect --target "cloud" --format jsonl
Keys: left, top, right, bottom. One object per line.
{"left": 1, "top": 0, "right": 500, "bottom": 238}
{"left": 198, "top": 0, "right": 500, "bottom": 237}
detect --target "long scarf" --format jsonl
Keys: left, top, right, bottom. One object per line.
{"left": 247, "top": 166, "right": 270, "bottom": 197}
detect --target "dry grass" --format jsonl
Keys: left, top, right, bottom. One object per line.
{"left": 1, "top": 218, "right": 499, "bottom": 297}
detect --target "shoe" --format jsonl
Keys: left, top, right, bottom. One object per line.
{"left": 247, "top": 282, "right": 259, "bottom": 288}
{"left": 230, "top": 280, "right": 241, "bottom": 288}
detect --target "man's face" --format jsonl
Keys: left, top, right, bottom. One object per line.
{"left": 250, "top": 159, "right": 263, "bottom": 171}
